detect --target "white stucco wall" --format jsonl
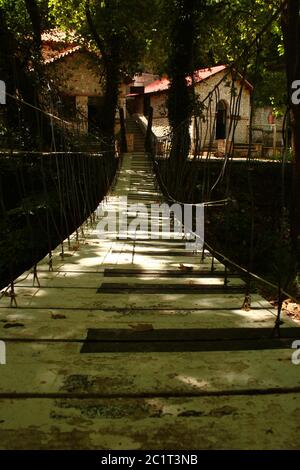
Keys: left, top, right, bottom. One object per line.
{"left": 194, "top": 71, "right": 252, "bottom": 145}
{"left": 143, "top": 70, "right": 251, "bottom": 145}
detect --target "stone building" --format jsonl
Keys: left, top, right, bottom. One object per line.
{"left": 127, "top": 65, "right": 253, "bottom": 153}
{"left": 40, "top": 34, "right": 283, "bottom": 157}
{"left": 42, "top": 29, "right": 127, "bottom": 134}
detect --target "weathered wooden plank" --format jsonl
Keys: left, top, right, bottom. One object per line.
{"left": 0, "top": 345, "right": 299, "bottom": 396}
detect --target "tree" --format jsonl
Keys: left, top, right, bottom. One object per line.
{"left": 0, "top": 0, "right": 50, "bottom": 148}
{"left": 49, "top": 0, "right": 158, "bottom": 147}
{"left": 25, "top": 0, "right": 42, "bottom": 49}
{"left": 155, "top": 1, "right": 287, "bottom": 201}
{"left": 164, "top": 0, "right": 198, "bottom": 199}
{"left": 195, "top": 0, "right": 286, "bottom": 110}
{"left": 85, "top": 0, "right": 121, "bottom": 147}
{"left": 281, "top": 0, "right": 300, "bottom": 264}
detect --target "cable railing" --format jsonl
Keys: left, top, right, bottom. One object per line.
{"left": 142, "top": 102, "right": 298, "bottom": 336}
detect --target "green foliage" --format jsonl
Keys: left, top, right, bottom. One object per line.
{"left": 47, "top": 0, "right": 160, "bottom": 141}
{"left": 150, "top": 0, "right": 286, "bottom": 109}
{"left": 48, "top": 0, "right": 159, "bottom": 75}
{"left": 0, "top": 1, "right": 290, "bottom": 138}
{"left": 197, "top": 0, "right": 286, "bottom": 109}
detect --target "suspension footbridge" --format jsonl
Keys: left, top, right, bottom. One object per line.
{"left": 0, "top": 150, "right": 299, "bottom": 449}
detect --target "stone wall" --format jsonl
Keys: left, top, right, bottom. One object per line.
{"left": 49, "top": 51, "right": 103, "bottom": 97}
{"left": 47, "top": 51, "right": 126, "bottom": 134}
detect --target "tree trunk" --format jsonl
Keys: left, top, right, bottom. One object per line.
{"left": 167, "top": 0, "right": 196, "bottom": 200}
{"left": 0, "top": 8, "right": 16, "bottom": 129}
{"left": 119, "top": 107, "right": 127, "bottom": 153}
{"left": 100, "top": 35, "right": 121, "bottom": 150}
{"left": 25, "top": 0, "right": 42, "bottom": 50}
{"left": 85, "top": 1, "right": 121, "bottom": 150}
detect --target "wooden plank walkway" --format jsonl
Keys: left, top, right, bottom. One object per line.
{"left": 0, "top": 152, "right": 300, "bottom": 449}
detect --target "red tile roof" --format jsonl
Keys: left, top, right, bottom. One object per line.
{"left": 41, "top": 28, "right": 84, "bottom": 65}
{"left": 189, "top": 65, "right": 227, "bottom": 85}
{"left": 144, "top": 77, "right": 170, "bottom": 94}
{"left": 143, "top": 65, "right": 227, "bottom": 95}
{"left": 43, "top": 45, "right": 82, "bottom": 64}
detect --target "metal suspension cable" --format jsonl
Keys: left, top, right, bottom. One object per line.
{"left": 5, "top": 90, "right": 115, "bottom": 151}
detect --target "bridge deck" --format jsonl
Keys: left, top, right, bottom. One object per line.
{"left": 0, "top": 152, "right": 299, "bottom": 449}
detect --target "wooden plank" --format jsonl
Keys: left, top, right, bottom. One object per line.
{"left": 0, "top": 394, "right": 300, "bottom": 449}
{"left": 0, "top": 344, "right": 299, "bottom": 395}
